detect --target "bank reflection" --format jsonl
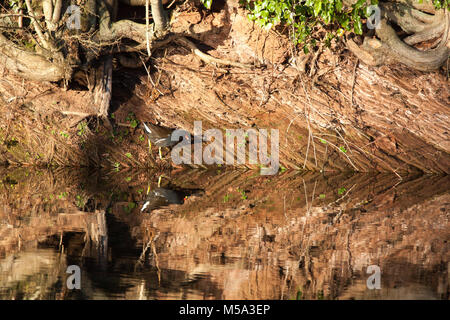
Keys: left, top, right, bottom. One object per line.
{"left": 0, "top": 168, "right": 448, "bottom": 299}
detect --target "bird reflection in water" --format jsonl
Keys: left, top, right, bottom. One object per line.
{"left": 140, "top": 176, "right": 204, "bottom": 213}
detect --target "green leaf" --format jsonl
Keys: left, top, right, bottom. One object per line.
{"left": 130, "top": 119, "right": 138, "bottom": 128}
{"left": 353, "top": 0, "right": 367, "bottom": 9}
{"left": 313, "top": 0, "right": 322, "bottom": 16}
{"left": 201, "top": 0, "right": 212, "bottom": 9}
{"left": 353, "top": 15, "right": 363, "bottom": 35}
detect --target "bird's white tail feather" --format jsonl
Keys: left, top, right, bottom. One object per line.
{"left": 141, "top": 201, "right": 150, "bottom": 212}
{"left": 142, "top": 122, "right": 152, "bottom": 134}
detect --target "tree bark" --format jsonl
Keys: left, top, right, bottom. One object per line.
{"left": 0, "top": 33, "right": 70, "bottom": 81}
{"left": 150, "top": 0, "right": 168, "bottom": 36}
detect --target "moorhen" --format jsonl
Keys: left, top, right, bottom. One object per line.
{"left": 141, "top": 122, "right": 192, "bottom": 159}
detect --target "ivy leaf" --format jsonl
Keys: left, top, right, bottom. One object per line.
{"left": 353, "top": 0, "right": 367, "bottom": 10}
{"left": 314, "top": 0, "right": 322, "bottom": 16}
{"left": 353, "top": 15, "right": 363, "bottom": 35}
{"left": 201, "top": 0, "right": 212, "bottom": 9}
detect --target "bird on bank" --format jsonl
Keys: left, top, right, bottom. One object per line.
{"left": 141, "top": 122, "right": 190, "bottom": 160}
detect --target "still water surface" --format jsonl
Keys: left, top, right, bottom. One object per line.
{"left": 0, "top": 168, "right": 448, "bottom": 299}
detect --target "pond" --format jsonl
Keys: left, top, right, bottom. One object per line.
{"left": 0, "top": 167, "right": 448, "bottom": 299}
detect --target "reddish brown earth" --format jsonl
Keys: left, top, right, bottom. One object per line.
{"left": 0, "top": 0, "right": 448, "bottom": 301}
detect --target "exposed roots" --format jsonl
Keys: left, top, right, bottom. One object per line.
{"left": 348, "top": 4, "right": 449, "bottom": 71}
{"left": 175, "top": 36, "right": 255, "bottom": 69}
{"left": 0, "top": 33, "right": 71, "bottom": 82}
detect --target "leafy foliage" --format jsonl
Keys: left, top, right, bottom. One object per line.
{"left": 238, "top": 0, "right": 378, "bottom": 51}
{"left": 223, "top": 0, "right": 449, "bottom": 50}
{"left": 430, "top": 0, "right": 450, "bottom": 10}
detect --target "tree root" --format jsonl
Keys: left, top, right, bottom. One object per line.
{"left": 175, "top": 36, "right": 255, "bottom": 69}
{"left": 377, "top": 17, "right": 448, "bottom": 71}
{"left": 96, "top": 0, "right": 149, "bottom": 44}
{"left": 348, "top": 5, "right": 449, "bottom": 71}
{"left": 0, "top": 33, "right": 71, "bottom": 82}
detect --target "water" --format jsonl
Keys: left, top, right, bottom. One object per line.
{"left": 0, "top": 167, "right": 448, "bottom": 300}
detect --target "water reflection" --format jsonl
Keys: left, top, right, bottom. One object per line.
{"left": 0, "top": 167, "right": 448, "bottom": 300}
{"left": 141, "top": 186, "right": 204, "bottom": 213}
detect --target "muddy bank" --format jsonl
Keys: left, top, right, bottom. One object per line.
{"left": 0, "top": 168, "right": 448, "bottom": 299}
{"left": 0, "top": 0, "right": 449, "bottom": 173}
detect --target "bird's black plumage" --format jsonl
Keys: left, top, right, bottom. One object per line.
{"left": 141, "top": 122, "right": 188, "bottom": 148}
{"left": 140, "top": 187, "right": 204, "bottom": 213}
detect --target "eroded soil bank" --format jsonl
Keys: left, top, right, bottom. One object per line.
{"left": 0, "top": 0, "right": 448, "bottom": 173}
{"left": 0, "top": 168, "right": 448, "bottom": 299}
